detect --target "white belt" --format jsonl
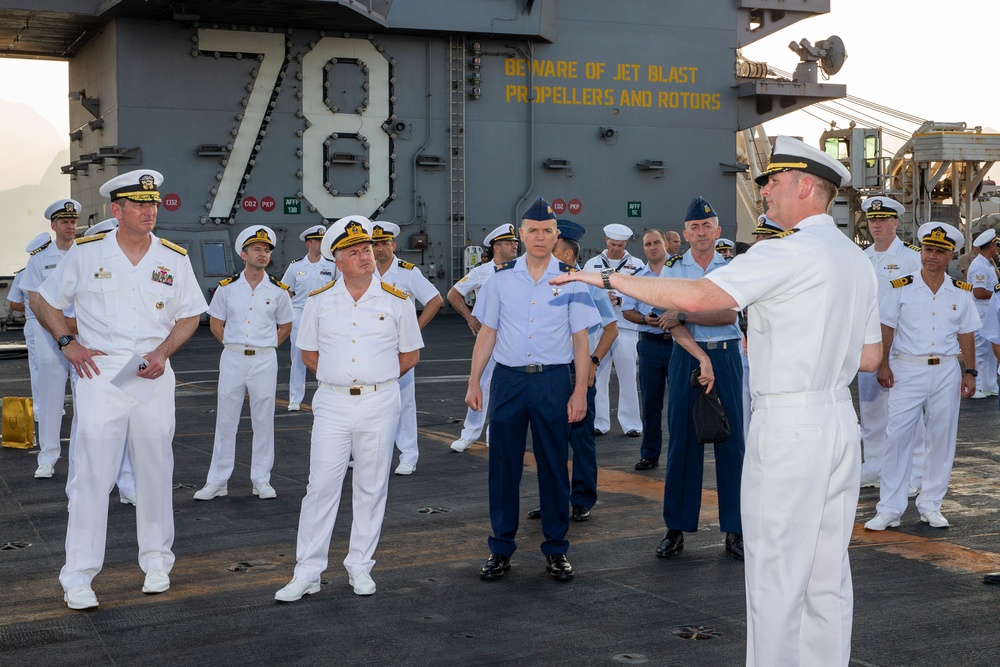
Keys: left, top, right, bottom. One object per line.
{"left": 224, "top": 344, "right": 274, "bottom": 356}
{"left": 752, "top": 387, "right": 851, "bottom": 411}
{"left": 893, "top": 353, "right": 958, "bottom": 366}
{"left": 320, "top": 377, "right": 398, "bottom": 396}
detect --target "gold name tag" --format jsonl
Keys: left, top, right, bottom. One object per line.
{"left": 93, "top": 271, "right": 113, "bottom": 279}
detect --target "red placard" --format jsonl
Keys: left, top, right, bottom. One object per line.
{"left": 260, "top": 196, "right": 276, "bottom": 212}
{"left": 567, "top": 198, "right": 582, "bottom": 215}
{"left": 242, "top": 196, "right": 259, "bottom": 212}
{"left": 551, "top": 198, "right": 566, "bottom": 214}
{"left": 163, "top": 193, "right": 181, "bottom": 211}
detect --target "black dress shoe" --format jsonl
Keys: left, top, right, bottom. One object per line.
{"left": 655, "top": 530, "right": 684, "bottom": 558}
{"left": 480, "top": 553, "right": 511, "bottom": 580}
{"left": 725, "top": 532, "right": 744, "bottom": 561}
{"left": 571, "top": 505, "right": 591, "bottom": 522}
{"left": 634, "top": 458, "right": 658, "bottom": 471}
{"left": 545, "top": 554, "right": 575, "bottom": 581}
{"left": 594, "top": 429, "right": 606, "bottom": 437}
{"left": 526, "top": 508, "right": 542, "bottom": 520}
{"left": 625, "top": 430, "right": 642, "bottom": 437}
{"left": 984, "top": 572, "right": 1000, "bottom": 585}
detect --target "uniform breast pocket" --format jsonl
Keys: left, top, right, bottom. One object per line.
{"left": 141, "top": 281, "right": 176, "bottom": 320}
{"left": 86, "top": 279, "right": 121, "bottom": 316}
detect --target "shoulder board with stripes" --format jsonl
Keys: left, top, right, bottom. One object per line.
{"left": 890, "top": 275, "right": 913, "bottom": 288}
{"left": 397, "top": 259, "right": 416, "bottom": 270}
{"left": 308, "top": 280, "right": 336, "bottom": 296}
{"left": 559, "top": 262, "right": 576, "bottom": 273}
{"left": 289, "top": 257, "right": 303, "bottom": 264}
{"left": 993, "top": 283, "right": 1000, "bottom": 293}
{"left": 774, "top": 228, "right": 799, "bottom": 239}
{"left": 905, "top": 242, "right": 921, "bottom": 252}
{"left": 952, "top": 278, "right": 972, "bottom": 291}
{"left": 75, "top": 234, "right": 105, "bottom": 245}
{"left": 269, "top": 274, "right": 290, "bottom": 290}
{"left": 218, "top": 272, "right": 240, "bottom": 287}
{"left": 495, "top": 261, "right": 515, "bottom": 272}
{"left": 160, "top": 238, "right": 187, "bottom": 255}
{"left": 664, "top": 254, "right": 684, "bottom": 268}
{"left": 381, "top": 281, "right": 407, "bottom": 299}
{"left": 30, "top": 239, "right": 52, "bottom": 255}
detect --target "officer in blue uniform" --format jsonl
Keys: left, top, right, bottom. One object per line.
{"left": 466, "top": 197, "right": 599, "bottom": 582}
{"left": 622, "top": 229, "right": 674, "bottom": 470}
{"left": 656, "top": 196, "right": 746, "bottom": 560}
{"left": 527, "top": 220, "right": 618, "bottom": 522}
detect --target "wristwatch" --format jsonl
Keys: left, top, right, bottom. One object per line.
{"left": 591, "top": 355, "right": 601, "bottom": 367}
{"left": 964, "top": 368, "right": 979, "bottom": 377}
{"left": 600, "top": 267, "right": 614, "bottom": 290}
{"left": 57, "top": 335, "right": 75, "bottom": 349}
{"left": 677, "top": 312, "right": 687, "bottom": 325}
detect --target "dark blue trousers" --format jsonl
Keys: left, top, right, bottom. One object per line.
{"left": 662, "top": 342, "right": 745, "bottom": 534}
{"left": 638, "top": 334, "right": 673, "bottom": 461}
{"left": 570, "top": 381, "right": 598, "bottom": 509}
{"left": 487, "top": 363, "right": 572, "bottom": 557}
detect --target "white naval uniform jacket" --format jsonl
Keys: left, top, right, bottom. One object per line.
{"left": 209, "top": 271, "right": 294, "bottom": 347}
{"left": 280, "top": 256, "right": 338, "bottom": 312}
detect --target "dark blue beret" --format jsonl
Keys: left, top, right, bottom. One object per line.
{"left": 684, "top": 196, "right": 717, "bottom": 222}
{"left": 522, "top": 196, "right": 557, "bottom": 222}
{"left": 557, "top": 219, "right": 586, "bottom": 241}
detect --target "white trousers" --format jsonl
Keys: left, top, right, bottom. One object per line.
{"left": 394, "top": 367, "right": 419, "bottom": 465}
{"left": 858, "top": 370, "right": 926, "bottom": 487}
{"left": 205, "top": 347, "right": 278, "bottom": 486}
{"left": 743, "top": 390, "right": 859, "bottom": 667}
{"left": 67, "top": 370, "right": 135, "bottom": 497}
{"left": 459, "top": 356, "right": 495, "bottom": 443}
{"left": 877, "top": 359, "right": 961, "bottom": 517}
{"left": 288, "top": 311, "right": 308, "bottom": 405}
{"left": 33, "top": 331, "right": 71, "bottom": 467}
{"left": 292, "top": 383, "right": 399, "bottom": 581}
{"left": 24, "top": 317, "right": 41, "bottom": 412}
{"left": 594, "top": 327, "right": 641, "bottom": 433}
{"left": 973, "top": 330, "right": 999, "bottom": 394}
{"left": 60, "top": 355, "right": 176, "bottom": 591}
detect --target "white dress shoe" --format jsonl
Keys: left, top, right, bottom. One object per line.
{"left": 971, "top": 391, "right": 988, "bottom": 399}
{"left": 394, "top": 462, "right": 416, "bottom": 476}
{"left": 348, "top": 571, "right": 376, "bottom": 596}
{"left": 859, "top": 472, "right": 880, "bottom": 488}
{"left": 120, "top": 494, "right": 137, "bottom": 506}
{"left": 275, "top": 578, "right": 320, "bottom": 602}
{"left": 34, "top": 463, "right": 54, "bottom": 479}
{"left": 193, "top": 483, "right": 227, "bottom": 500}
{"left": 450, "top": 438, "right": 473, "bottom": 453}
{"left": 920, "top": 511, "right": 950, "bottom": 528}
{"left": 253, "top": 482, "right": 277, "bottom": 499}
{"left": 64, "top": 584, "right": 99, "bottom": 610}
{"left": 907, "top": 485, "right": 921, "bottom": 499}
{"left": 287, "top": 403, "right": 301, "bottom": 411}
{"left": 864, "top": 512, "right": 901, "bottom": 531}
{"left": 143, "top": 570, "right": 170, "bottom": 594}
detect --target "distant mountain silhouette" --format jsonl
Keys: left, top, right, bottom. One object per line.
{"left": 0, "top": 100, "right": 71, "bottom": 274}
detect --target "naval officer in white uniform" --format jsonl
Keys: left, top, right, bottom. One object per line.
{"left": 857, "top": 196, "right": 925, "bottom": 492}
{"left": 582, "top": 223, "right": 644, "bottom": 436}
{"left": 20, "top": 199, "right": 80, "bottom": 479}
{"left": 551, "top": 137, "right": 880, "bottom": 666}
{"left": 966, "top": 228, "right": 1000, "bottom": 397}
{"left": 33, "top": 169, "right": 207, "bottom": 610}
{"left": 447, "top": 223, "right": 520, "bottom": 452}
{"left": 193, "top": 225, "right": 294, "bottom": 501}
{"left": 280, "top": 224, "right": 337, "bottom": 411}
{"left": 9, "top": 232, "right": 53, "bottom": 423}
{"left": 864, "top": 222, "right": 979, "bottom": 531}
{"left": 372, "top": 220, "right": 442, "bottom": 475}
{"left": 275, "top": 215, "right": 422, "bottom": 601}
